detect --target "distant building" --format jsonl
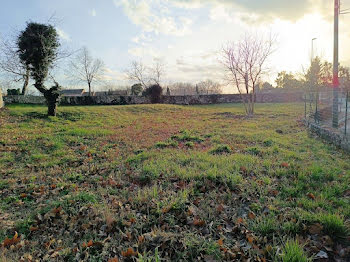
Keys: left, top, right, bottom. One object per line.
{"left": 60, "top": 89, "right": 85, "bottom": 97}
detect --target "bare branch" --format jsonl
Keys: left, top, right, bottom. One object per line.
{"left": 66, "top": 47, "right": 105, "bottom": 95}
{"left": 126, "top": 58, "right": 166, "bottom": 89}
{"left": 221, "top": 33, "right": 275, "bottom": 115}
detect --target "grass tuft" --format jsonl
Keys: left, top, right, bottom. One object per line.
{"left": 209, "top": 144, "right": 232, "bottom": 155}
{"left": 280, "top": 240, "right": 311, "bottom": 262}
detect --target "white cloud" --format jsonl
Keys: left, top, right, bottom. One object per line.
{"left": 89, "top": 8, "right": 97, "bottom": 17}
{"left": 114, "top": 0, "right": 192, "bottom": 36}
{"left": 209, "top": 5, "right": 233, "bottom": 23}
{"left": 171, "top": 0, "right": 332, "bottom": 22}
{"left": 103, "top": 67, "right": 127, "bottom": 81}
{"left": 57, "top": 28, "right": 71, "bottom": 41}
{"left": 128, "top": 46, "right": 160, "bottom": 58}
{"left": 111, "top": 0, "right": 347, "bottom": 89}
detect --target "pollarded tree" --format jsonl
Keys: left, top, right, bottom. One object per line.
{"left": 17, "top": 22, "right": 61, "bottom": 116}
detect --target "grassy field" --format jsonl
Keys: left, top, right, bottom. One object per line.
{"left": 0, "top": 103, "right": 349, "bottom": 261}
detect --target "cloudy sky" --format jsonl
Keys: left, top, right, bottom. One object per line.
{"left": 1, "top": 0, "right": 350, "bottom": 92}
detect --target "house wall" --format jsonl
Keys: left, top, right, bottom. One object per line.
{"left": 3, "top": 92, "right": 304, "bottom": 106}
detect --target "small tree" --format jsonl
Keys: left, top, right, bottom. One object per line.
{"left": 126, "top": 59, "right": 165, "bottom": 90}
{"left": 143, "top": 84, "right": 163, "bottom": 103}
{"left": 17, "top": 22, "right": 61, "bottom": 116}
{"left": 222, "top": 34, "right": 274, "bottom": 115}
{"left": 149, "top": 58, "right": 165, "bottom": 86}
{"left": 7, "top": 88, "right": 21, "bottom": 95}
{"left": 131, "top": 83, "right": 143, "bottom": 96}
{"left": 275, "top": 71, "right": 302, "bottom": 89}
{"left": 68, "top": 47, "right": 105, "bottom": 96}
{"left": 126, "top": 61, "right": 149, "bottom": 89}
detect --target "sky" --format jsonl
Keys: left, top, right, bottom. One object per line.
{"left": 1, "top": 0, "right": 350, "bottom": 93}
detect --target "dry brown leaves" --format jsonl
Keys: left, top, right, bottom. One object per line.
{"left": 2, "top": 232, "right": 20, "bottom": 248}
{"left": 121, "top": 247, "right": 138, "bottom": 257}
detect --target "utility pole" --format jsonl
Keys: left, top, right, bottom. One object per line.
{"left": 333, "top": 0, "right": 339, "bottom": 128}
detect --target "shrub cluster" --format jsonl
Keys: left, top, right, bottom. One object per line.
{"left": 143, "top": 84, "right": 163, "bottom": 103}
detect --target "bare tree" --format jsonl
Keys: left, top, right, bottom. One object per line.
{"left": 0, "top": 37, "right": 30, "bottom": 95}
{"left": 168, "top": 82, "right": 195, "bottom": 95}
{"left": 149, "top": 58, "right": 165, "bottom": 86}
{"left": 222, "top": 34, "right": 274, "bottom": 115}
{"left": 197, "top": 79, "right": 223, "bottom": 94}
{"left": 126, "top": 60, "right": 148, "bottom": 89}
{"left": 126, "top": 58, "right": 165, "bottom": 89}
{"left": 68, "top": 47, "right": 105, "bottom": 96}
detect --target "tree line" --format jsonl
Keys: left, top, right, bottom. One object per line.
{"left": 259, "top": 57, "right": 350, "bottom": 92}
{"left": 1, "top": 21, "right": 344, "bottom": 117}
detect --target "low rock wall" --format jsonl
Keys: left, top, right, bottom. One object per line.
{"left": 3, "top": 92, "right": 304, "bottom": 106}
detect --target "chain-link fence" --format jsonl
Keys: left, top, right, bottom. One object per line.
{"left": 304, "top": 90, "right": 349, "bottom": 137}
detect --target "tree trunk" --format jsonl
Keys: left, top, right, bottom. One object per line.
{"left": 43, "top": 85, "right": 61, "bottom": 117}
{"left": 21, "top": 68, "right": 30, "bottom": 95}
{"left": 250, "top": 93, "right": 255, "bottom": 115}
{"left": 88, "top": 82, "right": 91, "bottom": 96}
{"left": 47, "top": 100, "right": 58, "bottom": 116}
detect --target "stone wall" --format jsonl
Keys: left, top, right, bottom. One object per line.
{"left": 4, "top": 95, "right": 46, "bottom": 104}
{"left": 255, "top": 92, "right": 304, "bottom": 103}
{"left": 305, "top": 121, "right": 350, "bottom": 153}
{"left": 162, "top": 94, "right": 243, "bottom": 105}
{"left": 3, "top": 91, "right": 304, "bottom": 106}
{"left": 60, "top": 95, "right": 150, "bottom": 105}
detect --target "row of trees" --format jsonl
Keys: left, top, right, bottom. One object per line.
{"left": 257, "top": 58, "right": 350, "bottom": 91}
{"left": 3, "top": 21, "right": 344, "bottom": 117}
{"left": 0, "top": 23, "right": 275, "bottom": 116}
{"left": 168, "top": 80, "right": 222, "bottom": 95}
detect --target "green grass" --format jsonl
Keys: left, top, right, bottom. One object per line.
{"left": 0, "top": 103, "right": 349, "bottom": 261}
{"left": 279, "top": 240, "right": 311, "bottom": 262}
{"left": 209, "top": 144, "right": 232, "bottom": 154}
